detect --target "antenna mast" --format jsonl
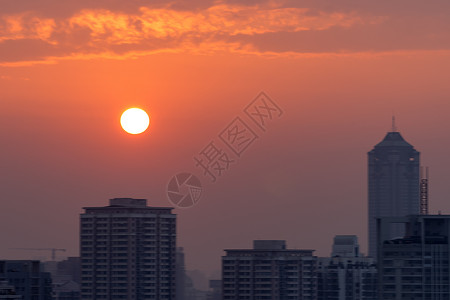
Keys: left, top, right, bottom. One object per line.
{"left": 392, "top": 116, "right": 397, "bottom": 132}
{"left": 420, "top": 167, "right": 429, "bottom": 215}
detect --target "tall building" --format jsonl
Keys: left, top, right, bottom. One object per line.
{"left": 318, "top": 236, "right": 377, "bottom": 300}
{"left": 368, "top": 128, "right": 420, "bottom": 257}
{"left": 0, "top": 261, "right": 52, "bottom": 300}
{"left": 222, "top": 240, "right": 318, "bottom": 300}
{"left": 377, "top": 215, "right": 450, "bottom": 299}
{"left": 80, "top": 198, "right": 176, "bottom": 300}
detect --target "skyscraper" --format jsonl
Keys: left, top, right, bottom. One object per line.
{"left": 80, "top": 198, "right": 176, "bottom": 299}
{"left": 368, "top": 128, "right": 420, "bottom": 258}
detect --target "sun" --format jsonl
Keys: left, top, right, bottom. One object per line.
{"left": 120, "top": 108, "right": 150, "bottom": 134}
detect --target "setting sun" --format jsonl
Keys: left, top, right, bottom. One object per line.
{"left": 120, "top": 108, "right": 150, "bottom": 134}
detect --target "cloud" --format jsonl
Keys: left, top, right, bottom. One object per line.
{"left": 0, "top": 13, "right": 56, "bottom": 43}
{"left": 0, "top": 3, "right": 425, "bottom": 66}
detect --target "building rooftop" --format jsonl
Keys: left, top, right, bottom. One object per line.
{"left": 82, "top": 198, "right": 174, "bottom": 213}
{"left": 374, "top": 131, "right": 413, "bottom": 148}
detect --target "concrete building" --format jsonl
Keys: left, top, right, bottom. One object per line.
{"left": 368, "top": 129, "right": 420, "bottom": 258}
{"left": 222, "top": 240, "right": 318, "bottom": 300}
{"left": 0, "top": 261, "right": 52, "bottom": 300}
{"left": 377, "top": 215, "right": 450, "bottom": 299}
{"left": 318, "top": 236, "right": 377, "bottom": 300}
{"left": 80, "top": 198, "right": 176, "bottom": 299}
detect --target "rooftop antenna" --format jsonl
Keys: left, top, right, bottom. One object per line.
{"left": 391, "top": 115, "right": 397, "bottom": 132}
{"left": 420, "top": 167, "right": 429, "bottom": 215}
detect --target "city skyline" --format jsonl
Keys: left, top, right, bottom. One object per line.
{"left": 3, "top": 0, "right": 450, "bottom": 279}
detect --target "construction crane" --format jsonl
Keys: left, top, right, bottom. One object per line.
{"left": 10, "top": 248, "right": 66, "bottom": 261}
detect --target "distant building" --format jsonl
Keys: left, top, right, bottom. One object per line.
{"left": 206, "top": 279, "right": 221, "bottom": 300}
{"left": 57, "top": 258, "right": 80, "bottom": 284}
{"left": 318, "top": 236, "right": 377, "bottom": 300}
{"left": 0, "top": 281, "right": 22, "bottom": 299}
{"left": 43, "top": 258, "right": 80, "bottom": 300}
{"left": 175, "top": 247, "right": 186, "bottom": 300}
{"left": 331, "top": 235, "right": 360, "bottom": 258}
{"left": 80, "top": 198, "right": 176, "bottom": 300}
{"left": 0, "top": 261, "right": 52, "bottom": 300}
{"left": 368, "top": 129, "right": 420, "bottom": 258}
{"left": 222, "top": 240, "right": 318, "bottom": 300}
{"left": 377, "top": 215, "right": 450, "bottom": 299}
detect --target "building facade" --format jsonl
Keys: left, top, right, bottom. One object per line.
{"left": 222, "top": 240, "right": 318, "bottom": 300}
{"left": 80, "top": 198, "right": 176, "bottom": 299}
{"left": 0, "top": 261, "right": 52, "bottom": 300}
{"left": 0, "top": 281, "right": 22, "bottom": 299}
{"left": 368, "top": 130, "right": 420, "bottom": 258}
{"left": 377, "top": 215, "right": 450, "bottom": 299}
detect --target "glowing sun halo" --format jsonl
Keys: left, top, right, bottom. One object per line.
{"left": 120, "top": 108, "right": 150, "bottom": 134}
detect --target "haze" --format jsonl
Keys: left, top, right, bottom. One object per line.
{"left": 1, "top": 0, "right": 450, "bottom": 277}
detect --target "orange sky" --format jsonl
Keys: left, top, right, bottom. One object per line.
{"left": 2, "top": 0, "right": 450, "bottom": 277}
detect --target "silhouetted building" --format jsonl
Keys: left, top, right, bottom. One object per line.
{"left": 0, "top": 261, "right": 52, "bottom": 300}
{"left": 222, "top": 240, "right": 318, "bottom": 300}
{"left": 318, "top": 236, "right": 377, "bottom": 300}
{"left": 80, "top": 198, "right": 176, "bottom": 299}
{"left": 377, "top": 215, "right": 450, "bottom": 299}
{"left": 0, "top": 281, "right": 22, "bottom": 299}
{"left": 175, "top": 247, "right": 186, "bottom": 300}
{"left": 368, "top": 129, "right": 420, "bottom": 258}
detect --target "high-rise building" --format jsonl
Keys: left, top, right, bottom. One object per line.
{"left": 377, "top": 215, "right": 450, "bottom": 299}
{"left": 222, "top": 240, "right": 318, "bottom": 300}
{"left": 80, "top": 198, "right": 176, "bottom": 299}
{"left": 0, "top": 261, "right": 52, "bottom": 300}
{"left": 368, "top": 129, "right": 420, "bottom": 258}
{"left": 318, "top": 236, "right": 377, "bottom": 300}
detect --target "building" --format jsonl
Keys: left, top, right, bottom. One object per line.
{"left": 222, "top": 240, "right": 318, "bottom": 300}
{"left": 0, "top": 281, "right": 22, "bottom": 299}
{"left": 80, "top": 198, "right": 176, "bottom": 299}
{"left": 318, "top": 236, "right": 377, "bottom": 300}
{"left": 0, "top": 261, "right": 52, "bottom": 300}
{"left": 175, "top": 248, "right": 186, "bottom": 300}
{"left": 57, "top": 257, "right": 81, "bottom": 284}
{"left": 377, "top": 215, "right": 450, "bottom": 299}
{"left": 368, "top": 128, "right": 420, "bottom": 257}
{"left": 331, "top": 236, "right": 360, "bottom": 258}
{"left": 43, "top": 257, "right": 81, "bottom": 300}
{"left": 206, "top": 280, "right": 221, "bottom": 300}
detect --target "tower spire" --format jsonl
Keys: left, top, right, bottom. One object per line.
{"left": 391, "top": 115, "right": 397, "bottom": 132}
